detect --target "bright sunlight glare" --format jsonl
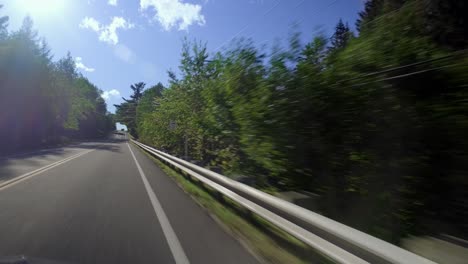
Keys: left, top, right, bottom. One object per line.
{"left": 14, "top": 0, "right": 67, "bottom": 19}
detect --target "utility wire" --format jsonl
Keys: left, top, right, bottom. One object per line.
{"left": 357, "top": 0, "right": 418, "bottom": 31}
{"left": 296, "top": 0, "right": 340, "bottom": 26}
{"left": 348, "top": 63, "right": 460, "bottom": 88}
{"left": 337, "top": 49, "right": 468, "bottom": 84}
{"left": 213, "top": 0, "right": 283, "bottom": 52}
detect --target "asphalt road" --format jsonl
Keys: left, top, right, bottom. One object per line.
{"left": 0, "top": 136, "right": 258, "bottom": 264}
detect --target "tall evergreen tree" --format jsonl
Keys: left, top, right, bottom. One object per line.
{"left": 329, "top": 19, "right": 352, "bottom": 52}
{"left": 425, "top": 0, "right": 468, "bottom": 49}
{"left": 115, "top": 82, "right": 146, "bottom": 137}
{"left": 0, "top": 4, "right": 8, "bottom": 40}
{"left": 127, "top": 82, "right": 145, "bottom": 103}
{"left": 355, "top": 0, "right": 384, "bottom": 33}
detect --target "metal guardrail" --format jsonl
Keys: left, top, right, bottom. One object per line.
{"left": 132, "top": 139, "right": 437, "bottom": 264}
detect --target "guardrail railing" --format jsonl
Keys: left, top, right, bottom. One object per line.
{"left": 132, "top": 139, "right": 436, "bottom": 264}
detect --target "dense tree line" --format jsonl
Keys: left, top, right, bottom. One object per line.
{"left": 115, "top": 0, "right": 468, "bottom": 243}
{"left": 0, "top": 6, "right": 114, "bottom": 153}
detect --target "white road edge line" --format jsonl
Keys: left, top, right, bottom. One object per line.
{"left": 127, "top": 143, "right": 190, "bottom": 264}
{"left": 0, "top": 149, "right": 95, "bottom": 191}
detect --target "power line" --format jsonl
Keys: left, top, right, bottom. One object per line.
{"left": 227, "top": 0, "right": 341, "bottom": 60}
{"left": 214, "top": 0, "right": 283, "bottom": 52}
{"left": 357, "top": 0, "right": 418, "bottom": 32}
{"left": 296, "top": 0, "right": 340, "bottom": 26}
{"left": 348, "top": 63, "right": 460, "bottom": 88}
{"left": 212, "top": 0, "right": 342, "bottom": 59}
{"left": 337, "top": 49, "right": 468, "bottom": 84}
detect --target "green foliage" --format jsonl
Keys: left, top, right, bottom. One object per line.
{"left": 0, "top": 12, "right": 114, "bottom": 152}
{"left": 116, "top": 0, "right": 468, "bottom": 244}
{"left": 356, "top": 0, "right": 384, "bottom": 33}
{"left": 136, "top": 82, "right": 164, "bottom": 142}
{"left": 424, "top": 0, "right": 468, "bottom": 49}
{"left": 329, "top": 19, "right": 352, "bottom": 52}
{"left": 0, "top": 5, "right": 8, "bottom": 40}
{"left": 114, "top": 82, "right": 146, "bottom": 136}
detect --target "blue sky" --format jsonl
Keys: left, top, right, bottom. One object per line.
{"left": 4, "top": 0, "right": 363, "bottom": 118}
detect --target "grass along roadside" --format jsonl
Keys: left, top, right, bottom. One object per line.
{"left": 133, "top": 142, "right": 334, "bottom": 264}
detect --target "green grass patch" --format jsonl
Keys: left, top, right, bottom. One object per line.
{"left": 133, "top": 143, "right": 334, "bottom": 264}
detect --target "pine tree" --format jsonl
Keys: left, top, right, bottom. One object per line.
{"left": 116, "top": 82, "right": 146, "bottom": 137}
{"left": 0, "top": 4, "right": 8, "bottom": 39}
{"left": 425, "top": 0, "right": 468, "bottom": 49}
{"left": 126, "top": 82, "right": 145, "bottom": 103}
{"left": 355, "top": 0, "right": 384, "bottom": 33}
{"left": 329, "top": 19, "right": 351, "bottom": 52}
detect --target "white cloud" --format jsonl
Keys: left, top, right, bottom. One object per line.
{"left": 79, "top": 16, "right": 134, "bottom": 45}
{"left": 79, "top": 17, "right": 101, "bottom": 31}
{"left": 101, "top": 89, "right": 121, "bottom": 100}
{"left": 74, "top": 57, "right": 95, "bottom": 72}
{"left": 114, "top": 44, "right": 136, "bottom": 63}
{"left": 140, "top": 0, "right": 206, "bottom": 31}
{"left": 108, "top": 0, "right": 118, "bottom": 6}
{"left": 99, "top": 17, "right": 134, "bottom": 45}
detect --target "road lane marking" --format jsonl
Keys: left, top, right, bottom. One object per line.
{"left": 0, "top": 149, "right": 95, "bottom": 191}
{"left": 127, "top": 143, "right": 190, "bottom": 264}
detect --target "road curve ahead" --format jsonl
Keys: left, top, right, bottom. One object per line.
{"left": 0, "top": 139, "right": 258, "bottom": 264}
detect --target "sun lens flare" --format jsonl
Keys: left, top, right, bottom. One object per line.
{"left": 14, "top": 0, "right": 67, "bottom": 19}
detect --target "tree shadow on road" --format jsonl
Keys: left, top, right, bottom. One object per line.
{"left": 0, "top": 138, "right": 128, "bottom": 182}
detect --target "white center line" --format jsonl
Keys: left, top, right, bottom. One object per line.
{"left": 0, "top": 149, "right": 95, "bottom": 191}
{"left": 127, "top": 143, "right": 190, "bottom": 264}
